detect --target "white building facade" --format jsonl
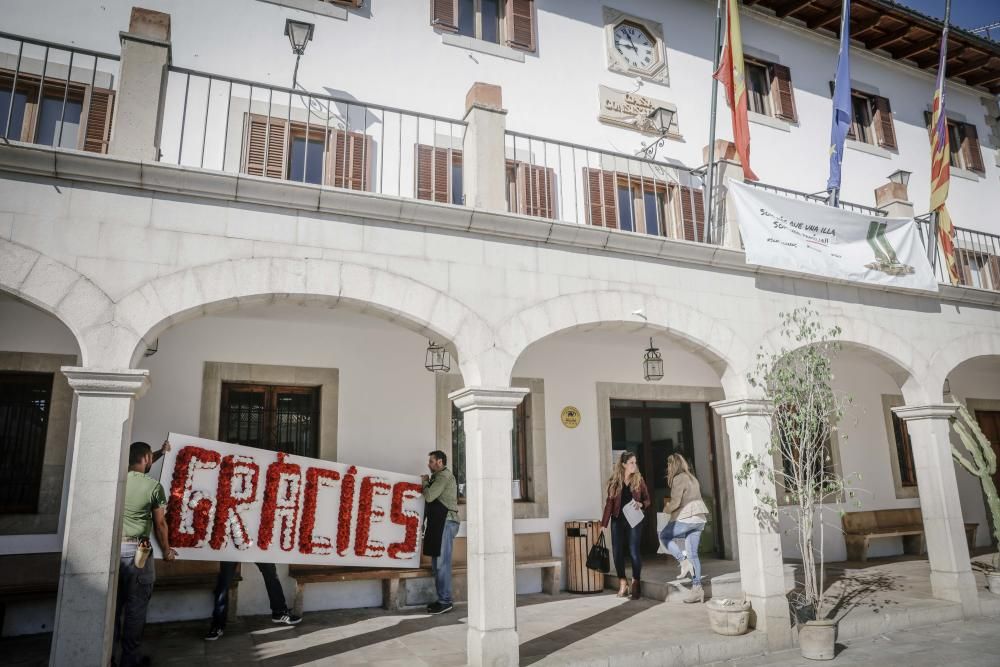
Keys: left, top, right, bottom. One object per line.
{"left": 0, "top": 1, "right": 999, "bottom": 665}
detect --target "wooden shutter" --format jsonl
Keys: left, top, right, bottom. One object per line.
{"left": 415, "top": 144, "right": 454, "bottom": 202}
{"left": 505, "top": 0, "right": 536, "bottom": 52}
{"left": 584, "top": 168, "right": 617, "bottom": 229}
{"left": 986, "top": 255, "right": 1000, "bottom": 291}
{"left": 82, "top": 88, "right": 114, "bottom": 154}
{"left": 516, "top": 163, "right": 555, "bottom": 218}
{"left": 678, "top": 186, "right": 706, "bottom": 242}
{"left": 331, "top": 0, "right": 362, "bottom": 6}
{"left": 872, "top": 96, "right": 897, "bottom": 150}
{"left": 769, "top": 64, "right": 797, "bottom": 122}
{"left": 960, "top": 123, "right": 985, "bottom": 173}
{"left": 243, "top": 114, "right": 288, "bottom": 179}
{"left": 331, "top": 131, "right": 371, "bottom": 191}
{"left": 431, "top": 0, "right": 458, "bottom": 31}
{"left": 953, "top": 249, "right": 973, "bottom": 286}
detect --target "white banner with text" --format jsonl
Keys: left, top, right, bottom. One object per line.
{"left": 156, "top": 433, "right": 425, "bottom": 568}
{"left": 730, "top": 181, "right": 938, "bottom": 292}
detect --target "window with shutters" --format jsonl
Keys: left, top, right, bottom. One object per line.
{"left": 0, "top": 372, "right": 53, "bottom": 514}
{"left": 451, "top": 390, "right": 531, "bottom": 501}
{"left": 946, "top": 119, "right": 986, "bottom": 174}
{"left": 506, "top": 160, "right": 556, "bottom": 218}
{"left": 890, "top": 410, "right": 917, "bottom": 488}
{"left": 242, "top": 114, "right": 373, "bottom": 190}
{"left": 844, "top": 90, "right": 896, "bottom": 150}
{"left": 0, "top": 69, "right": 114, "bottom": 153}
{"left": 415, "top": 144, "right": 463, "bottom": 204}
{"left": 583, "top": 169, "right": 704, "bottom": 242}
{"left": 219, "top": 383, "right": 320, "bottom": 458}
{"left": 744, "top": 58, "right": 797, "bottom": 123}
{"left": 432, "top": 0, "right": 536, "bottom": 52}
{"left": 954, "top": 248, "right": 1000, "bottom": 291}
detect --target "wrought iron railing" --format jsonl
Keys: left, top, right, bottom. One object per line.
{"left": 502, "top": 130, "right": 718, "bottom": 244}
{"left": 0, "top": 31, "right": 120, "bottom": 153}
{"left": 916, "top": 214, "right": 1000, "bottom": 291}
{"left": 742, "top": 178, "right": 888, "bottom": 218}
{"left": 159, "top": 67, "right": 466, "bottom": 202}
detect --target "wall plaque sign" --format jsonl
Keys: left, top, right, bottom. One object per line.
{"left": 598, "top": 85, "right": 680, "bottom": 138}
{"left": 561, "top": 406, "right": 581, "bottom": 429}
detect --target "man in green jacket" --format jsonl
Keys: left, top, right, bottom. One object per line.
{"left": 421, "top": 450, "right": 459, "bottom": 615}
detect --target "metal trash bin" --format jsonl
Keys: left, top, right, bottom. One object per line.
{"left": 565, "top": 520, "right": 604, "bottom": 593}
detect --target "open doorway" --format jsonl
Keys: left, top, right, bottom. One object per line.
{"left": 610, "top": 399, "right": 724, "bottom": 556}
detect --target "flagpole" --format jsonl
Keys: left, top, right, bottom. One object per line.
{"left": 704, "top": 0, "right": 725, "bottom": 243}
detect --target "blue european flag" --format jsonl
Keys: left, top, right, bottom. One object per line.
{"left": 827, "top": 0, "right": 852, "bottom": 192}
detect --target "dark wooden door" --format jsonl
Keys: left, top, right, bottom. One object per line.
{"left": 610, "top": 400, "right": 694, "bottom": 553}
{"left": 974, "top": 410, "right": 1000, "bottom": 517}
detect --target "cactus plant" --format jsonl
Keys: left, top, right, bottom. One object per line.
{"left": 951, "top": 404, "right": 1000, "bottom": 570}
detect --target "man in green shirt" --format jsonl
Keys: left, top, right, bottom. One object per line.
{"left": 421, "top": 450, "right": 459, "bottom": 615}
{"left": 114, "top": 441, "right": 176, "bottom": 667}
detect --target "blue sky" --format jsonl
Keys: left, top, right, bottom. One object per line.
{"left": 894, "top": 0, "right": 1000, "bottom": 33}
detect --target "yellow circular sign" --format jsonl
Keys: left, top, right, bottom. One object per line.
{"left": 561, "top": 406, "right": 581, "bottom": 429}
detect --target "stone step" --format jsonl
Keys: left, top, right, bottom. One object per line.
{"left": 605, "top": 564, "right": 798, "bottom": 603}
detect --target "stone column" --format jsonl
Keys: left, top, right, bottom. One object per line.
{"left": 450, "top": 386, "right": 528, "bottom": 667}
{"left": 892, "top": 404, "right": 980, "bottom": 616}
{"left": 108, "top": 7, "right": 172, "bottom": 161}
{"left": 711, "top": 398, "right": 792, "bottom": 650}
{"left": 874, "top": 179, "right": 915, "bottom": 218}
{"left": 50, "top": 368, "right": 150, "bottom": 667}
{"left": 703, "top": 139, "right": 744, "bottom": 250}
{"left": 462, "top": 83, "right": 508, "bottom": 211}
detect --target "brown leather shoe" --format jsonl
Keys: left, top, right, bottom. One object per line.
{"left": 630, "top": 578, "right": 641, "bottom": 600}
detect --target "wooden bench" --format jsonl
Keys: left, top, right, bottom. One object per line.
{"left": 0, "top": 554, "right": 240, "bottom": 629}
{"left": 842, "top": 508, "right": 977, "bottom": 563}
{"left": 289, "top": 531, "right": 562, "bottom": 613}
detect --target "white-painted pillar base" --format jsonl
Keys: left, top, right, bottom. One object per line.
{"left": 893, "top": 404, "right": 981, "bottom": 617}
{"left": 450, "top": 386, "right": 528, "bottom": 667}
{"left": 712, "top": 398, "right": 792, "bottom": 650}
{"left": 50, "top": 368, "right": 149, "bottom": 667}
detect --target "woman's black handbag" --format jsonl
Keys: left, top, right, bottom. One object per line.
{"left": 586, "top": 532, "right": 610, "bottom": 573}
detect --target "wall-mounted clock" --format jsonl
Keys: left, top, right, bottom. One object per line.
{"left": 604, "top": 7, "right": 669, "bottom": 85}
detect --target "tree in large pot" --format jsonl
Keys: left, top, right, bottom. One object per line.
{"left": 736, "top": 307, "right": 859, "bottom": 660}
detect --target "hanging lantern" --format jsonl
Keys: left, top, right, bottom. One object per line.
{"left": 425, "top": 340, "right": 451, "bottom": 373}
{"left": 643, "top": 337, "right": 664, "bottom": 382}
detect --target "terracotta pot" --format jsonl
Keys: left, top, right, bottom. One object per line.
{"left": 986, "top": 571, "right": 1000, "bottom": 595}
{"left": 799, "top": 619, "right": 837, "bottom": 660}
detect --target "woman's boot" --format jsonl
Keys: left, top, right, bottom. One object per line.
{"left": 630, "top": 578, "right": 641, "bottom": 600}
{"left": 683, "top": 584, "right": 704, "bottom": 603}
{"left": 617, "top": 577, "right": 629, "bottom": 598}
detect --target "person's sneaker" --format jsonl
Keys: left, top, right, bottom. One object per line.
{"left": 271, "top": 611, "right": 302, "bottom": 625}
{"left": 427, "top": 601, "right": 454, "bottom": 615}
{"left": 204, "top": 626, "right": 224, "bottom": 641}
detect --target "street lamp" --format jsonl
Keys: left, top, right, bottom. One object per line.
{"left": 425, "top": 341, "right": 451, "bottom": 373}
{"left": 284, "top": 19, "right": 314, "bottom": 87}
{"left": 647, "top": 106, "right": 676, "bottom": 136}
{"left": 888, "top": 169, "right": 911, "bottom": 188}
{"left": 643, "top": 338, "right": 664, "bottom": 382}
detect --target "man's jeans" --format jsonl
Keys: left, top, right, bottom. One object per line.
{"left": 431, "top": 519, "right": 460, "bottom": 605}
{"left": 114, "top": 543, "right": 155, "bottom": 667}
{"left": 212, "top": 562, "right": 288, "bottom": 629}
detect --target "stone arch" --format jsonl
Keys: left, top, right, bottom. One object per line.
{"left": 753, "top": 316, "right": 932, "bottom": 404}
{"left": 926, "top": 330, "right": 1000, "bottom": 400}
{"left": 496, "top": 290, "right": 754, "bottom": 396}
{"left": 0, "top": 238, "right": 110, "bottom": 364}
{"left": 109, "top": 257, "right": 495, "bottom": 384}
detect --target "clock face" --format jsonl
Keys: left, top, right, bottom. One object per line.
{"left": 613, "top": 22, "right": 657, "bottom": 70}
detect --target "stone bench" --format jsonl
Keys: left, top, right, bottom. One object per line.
{"left": 0, "top": 553, "right": 240, "bottom": 629}
{"left": 289, "top": 531, "right": 561, "bottom": 613}
{"left": 842, "top": 508, "right": 977, "bottom": 562}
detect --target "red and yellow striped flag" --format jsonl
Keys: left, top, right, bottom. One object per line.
{"left": 713, "top": 0, "right": 758, "bottom": 181}
{"left": 929, "top": 4, "right": 960, "bottom": 284}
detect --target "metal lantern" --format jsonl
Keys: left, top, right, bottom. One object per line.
{"left": 425, "top": 340, "right": 451, "bottom": 373}
{"left": 643, "top": 337, "right": 664, "bottom": 382}
{"left": 284, "top": 19, "right": 315, "bottom": 55}
{"left": 647, "top": 106, "right": 676, "bottom": 136}
{"left": 888, "top": 169, "right": 911, "bottom": 187}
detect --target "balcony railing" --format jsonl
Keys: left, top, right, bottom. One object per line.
{"left": 0, "top": 31, "right": 119, "bottom": 154}
{"left": 916, "top": 214, "right": 1000, "bottom": 291}
{"left": 159, "top": 67, "right": 466, "bottom": 202}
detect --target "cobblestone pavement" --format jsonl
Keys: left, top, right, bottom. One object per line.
{"left": 707, "top": 615, "right": 1000, "bottom": 667}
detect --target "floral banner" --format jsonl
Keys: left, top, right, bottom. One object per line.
{"left": 155, "top": 433, "right": 425, "bottom": 568}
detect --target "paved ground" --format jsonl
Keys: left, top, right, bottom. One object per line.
{"left": 705, "top": 615, "right": 1000, "bottom": 667}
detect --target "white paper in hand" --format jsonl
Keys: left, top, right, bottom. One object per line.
{"left": 622, "top": 501, "right": 644, "bottom": 528}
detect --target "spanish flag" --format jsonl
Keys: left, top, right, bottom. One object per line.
{"left": 930, "top": 0, "right": 959, "bottom": 284}
{"left": 714, "top": 0, "right": 758, "bottom": 181}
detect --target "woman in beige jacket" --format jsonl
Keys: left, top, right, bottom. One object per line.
{"left": 659, "top": 453, "right": 710, "bottom": 603}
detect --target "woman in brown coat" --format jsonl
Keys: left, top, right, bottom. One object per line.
{"left": 659, "top": 453, "right": 710, "bottom": 603}
{"left": 601, "top": 451, "right": 651, "bottom": 600}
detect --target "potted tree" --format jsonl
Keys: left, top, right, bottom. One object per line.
{"left": 951, "top": 403, "right": 1000, "bottom": 593}
{"left": 736, "top": 307, "right": 859, "bottom": 661}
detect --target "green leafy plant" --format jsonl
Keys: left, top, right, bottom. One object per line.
{"left": 736, "top": 306, "right": 858, "bottom": 622}
{"left": 951, "top": 404, "right": 1000, "bottom": 572}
